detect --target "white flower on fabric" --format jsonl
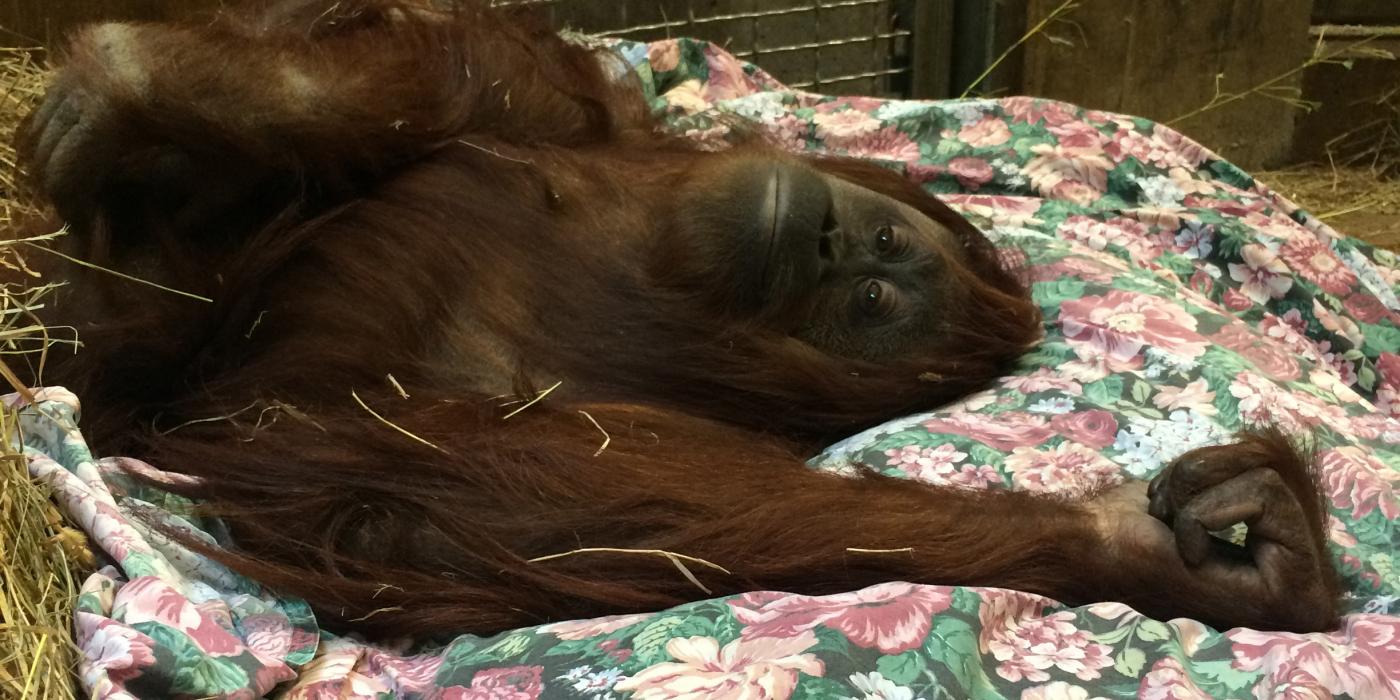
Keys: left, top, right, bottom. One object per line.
{"left": 1111, "top": 409, "right": 1230, "bottom": 478}
{"left": 874, "top": 100, "right": 938, "bottom": 121}
{"left": 572, "top": 668, "right": 625, "bottom": 695}
{"left": 845, "top": 671, "right": 925, "bottom": 700}
{"left": 1144, "top": 347, "right": 1200, "bottom": 375}
{"left": 1028, "top": 397, "right": 1076, "bottom": 414}
{"left": 1346, "top": 247, "right": 1400, "bottom": 310}
{"left": 1174, "top": 221, "right": 1215, "bottom": 259}
{"left": 947, "top": 100, "right": 998, "bottom": 125}
{"left": 1228, "top": 243, "right": 1293, "bottom": 304}
{"left": 1135, "top": 174, "right": 1186, "bottom": 206}
{"left": 723, "top": 93, "right": 791, "bottom": 123}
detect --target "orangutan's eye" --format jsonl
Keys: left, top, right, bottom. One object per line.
{"left": 857, "top": 278, "right": 895, "bottom": 318}
{"left": 874, "top": 224, "right": 895, "bottom": 254}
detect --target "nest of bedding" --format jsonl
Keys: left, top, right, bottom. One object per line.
{"left": 0, "top": 48, "right": 88, "bottom": 700}
{"left": 2, "top": 31, "right": 1400, "bottom": 700}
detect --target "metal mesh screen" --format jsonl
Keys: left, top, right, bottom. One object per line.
{"left": 491, "top": 0, "right": 916, "bottom": 96}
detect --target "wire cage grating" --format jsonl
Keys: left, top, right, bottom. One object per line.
{"left": 491, "top": 0, "right": 919, "bottom": 96}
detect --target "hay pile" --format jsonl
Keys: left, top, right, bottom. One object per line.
{"left": 1259, "top": 165, "right": 1400, "bottom": 251}
{"left": 0, "top": 49, "right": 86, "bottom": 700}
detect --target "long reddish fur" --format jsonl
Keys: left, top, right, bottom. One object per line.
{"left": 11, "top": 0, "right": 1339, "bottom": 637}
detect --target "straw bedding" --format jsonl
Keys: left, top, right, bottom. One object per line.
{"left": 0, "top": 48, "right": 88, "bottom": 700}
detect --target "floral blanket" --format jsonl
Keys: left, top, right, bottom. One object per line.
{"left": 16, "top": 37, "right": 1400, "bottom": 699}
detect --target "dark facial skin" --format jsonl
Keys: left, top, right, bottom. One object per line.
{"left": 668, "top": 156, "right": 967, "bottom": 362}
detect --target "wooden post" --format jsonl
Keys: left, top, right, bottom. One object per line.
{"left": 910, "top": 0, "right": 954, "bottom": 98}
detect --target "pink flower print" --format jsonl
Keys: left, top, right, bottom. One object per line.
{"left": 1229, "top": 615, "right": 1400, "bottom": 699}
{"left": 1187, "top": 269, "right": 1214, "bottom": 296}
{"left": 1212, "top": 323, "right": 1301, "bottom": 381}
{"left": 703, "top": 46, "right": 754, "bottom": 101}
{"left": 1057, "top": 215, "right": 1160, "bottom": 262}
{"left": 115, "top": 577, "right": 244, "bottom": 656}
{"left": 1228, "top": 244, "right": 1293, "bottom": 304}
{"left": 1139, "top": 657, "right": 1212, "bottom": 700}
{"left": 1259, "top": 309, "right": 1319, "bottom": 358}
{"left": 765, "top": 113, "right": 810, "bottom": 153}
{"left": 948, "top": 157, "right": 995, "bottom": 190}
{"left": 812, "top": 109, "right": 881, "bottom": 141}
{"left": 1003, "top": 97, "right": 1077, "bottom": 127}
{"left": 1151, "top": 378, "right": 1217, "bottom": 416}
{"left": 442, "top": 665, "right": 544, "bottom": 700}
{"left": 1328, "top": 514, "right": 1359, "bottom": 548}
{"left": 978, "top": 590, "right": 1112, "bottom": 683}
{"left": 1047, "top": 120, "right": 1107, "bottom": 154}
{"left": 1344, "top": 293, "right": 1390, "bottom": 324}
{"left": 240, "top": 613, "right": 295, "bottom": 664}
{"left": 1378, "top": 352, "right": 1400, "bottom": 390}
{"left": 1060, "top": 289, "right": 1209, "bottom": 368}
{"left": 1104, "top": 128, "right": 1159, "bottom": 165}
{"left": 731, "top": 583, "right": 952, "bottom": 654}
{"left": 1048, "top": 410, "right": 1119, "bottom": 449}
{"left": 540, "top": 612, "right": 651, "bottom": 640}
{"left": 1058, "top": 215, "right": 1135, "bottom": 251}
{"left": 1223, "top": 288, "right": 1254, "bottom": 311}
{"left": 1229, "top": 372, "right": 1303, "bottom": 432}
{"left": 364, "top": 651, "right": 444, "bottom": 696}
{"left": 1002, "top": 367, "right": 1084, "bottom": 395}
{"left": 834, "top": 125, "right": 921, "bottom": 162}
{"left": 922, "top": 411, "right": 1056, "bottom": 450}
{"left": 82, "top": 500, "right": 147, "bottom": 564}
{"left": 78, "top": 616, "right": 157, "bottom": 684}
{"left": 883, "top": 443, "right": 968, "bottom": 482}
{"left": 1281, "top": 236, "right": 1357, "bottom": 296}
{"left": 615, "top": 632, "right": 823, "bottom": 700}
{"left": 1320, "top": 446, "right": 1400, "bottom": 520}
{"left": 945, "top": 194, "right": 1044, "bottom": 227}
{"left": 1151, "top": 125, "right": 1213, "bottom": 167}
{"left": 946, "top": 463, "right": 1004, "bottom": 489}
{"left": 1104, "top": 126, "right": 1203, "bottom": 170}
{"left": 1025, "top": 145, "right": 1110, "bottom": 204}
{"left": 1052, "top": 180, "right": 1104, "bottom": 205}
{"left": 647, "top": 41, "right": 680, "bottom": 72}
{"left": 958, "top": 115, "right": 1013, "bottom": 147}
{"left": 1314, "top": 298, "right": 1364, "bottom": 345}
{"left": 1167, "top": 165, "right": 1218, "bottom": 197}
{"left": 1349, "top": 413, "right": 1400, "bottom": 442}
{"left": 1033, "top": 255, "right": 1117, "bottom": 285}
{"left": 999, "top": 246, "right": 1029, "bottom": 272}
{"left": 1003, "top": 441, "right": 1122, "bottom": 495}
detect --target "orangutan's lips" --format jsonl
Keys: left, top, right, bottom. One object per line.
{"left": 758, "top": 167, "right": 785, "bottom": 294}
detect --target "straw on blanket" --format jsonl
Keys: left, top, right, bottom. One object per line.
{"left": 0, "top": 48, "right": 86, "bottom": 700}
